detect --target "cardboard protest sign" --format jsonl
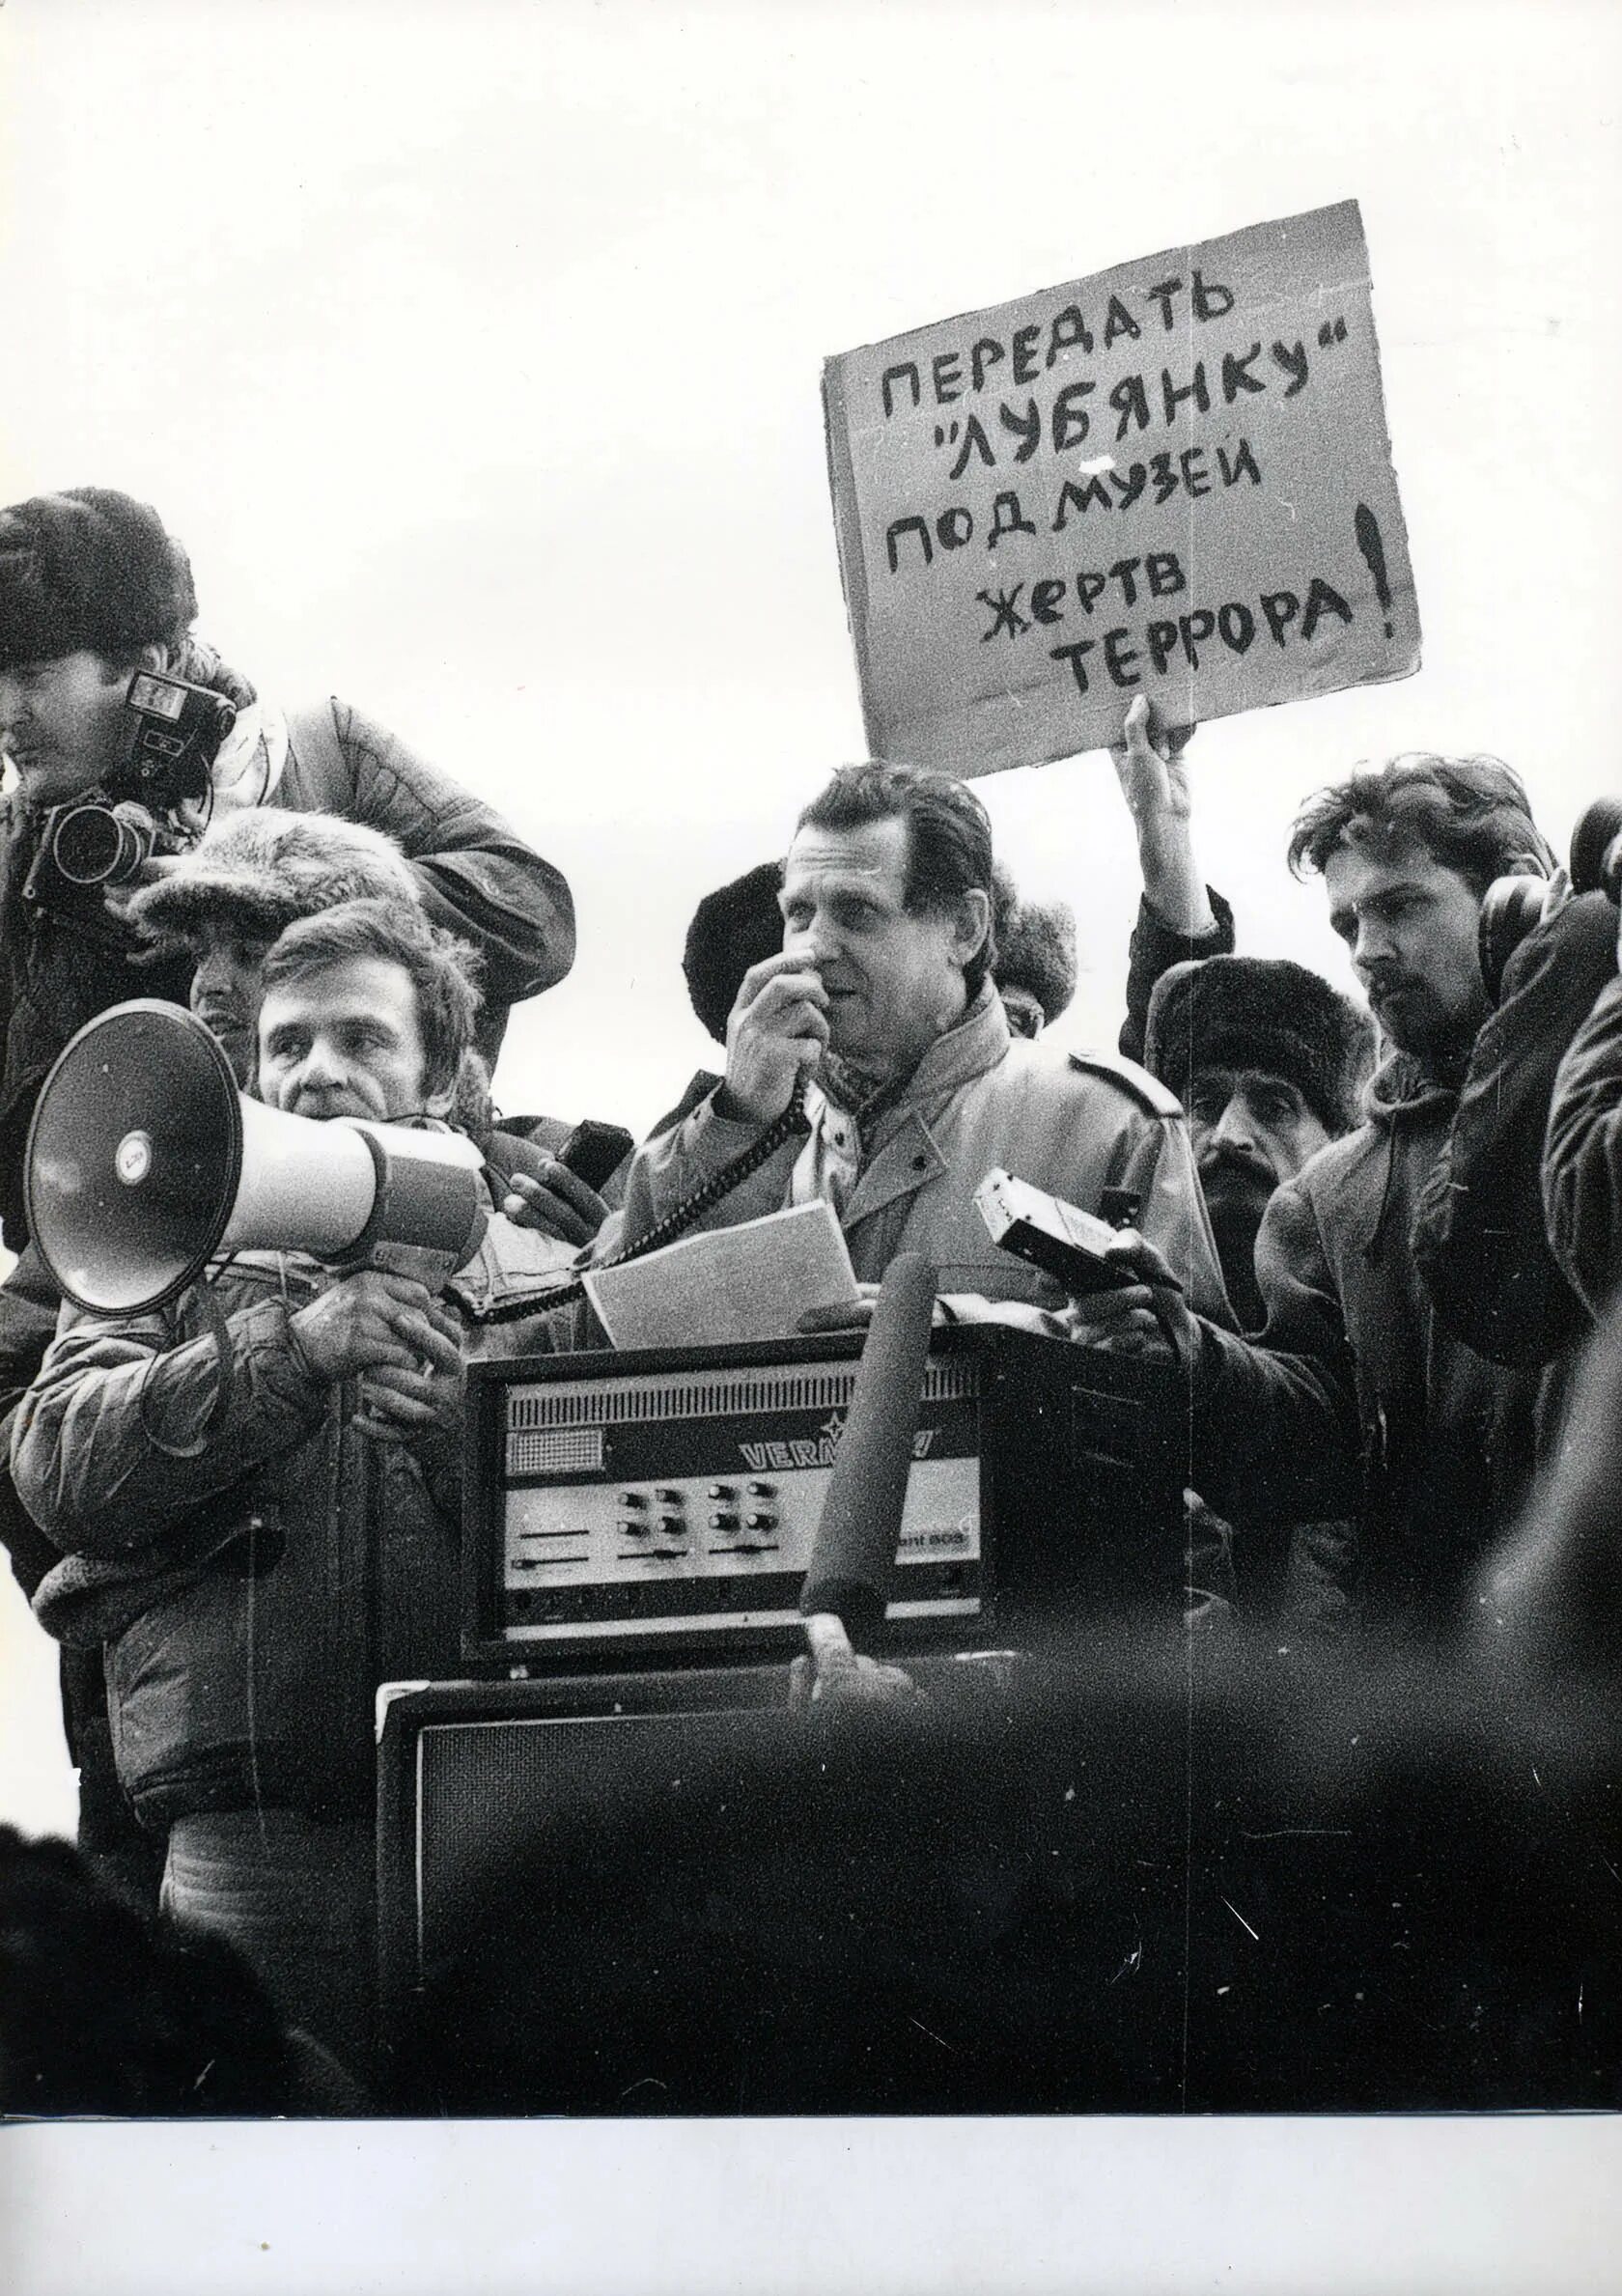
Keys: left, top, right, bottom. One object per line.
{"left": 823, "top": 200, "right": 1420, "bottom": 777}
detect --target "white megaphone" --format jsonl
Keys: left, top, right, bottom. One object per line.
{"left": 25, "top": 999, "right": 488, "bottom": 1316}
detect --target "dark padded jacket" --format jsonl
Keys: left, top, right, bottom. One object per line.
{"left": 13, "top": 1213, "right": 572, "bottom": 1828}
{"left": 1185, "top": 1051, "right": 1545, "bottom": 1640}
{"left": 0, "top": 686, "right": 575, "bottom": 1246}
{"left": 0, "top": 1244, "right": 69, "bottom": 1600}
{"left": 1412, "top": 891, "right": 1614, "bottom": 1369}
{"left": 1545, "top": 968, "right": 1622, "bottom": 1319}
{"left": 278, "top": 699, "right": 574, "bottom": 1061}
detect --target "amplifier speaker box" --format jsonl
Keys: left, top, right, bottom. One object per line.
{"left": 375, "top": 1652, "right": 1193, "bottom": 2115}
{"left": 381, "top": 1326, "right": 1195, "bottom": 2113}
{"left": 375, "top": 1643, "right": 1622, "bottom": 2116}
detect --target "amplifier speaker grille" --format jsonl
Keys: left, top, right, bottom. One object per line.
{"left": 412, "top": 1708, "right": 755, "bottom": 1970}
{"left": 504, "top": 1358, "right": 974, "bottom": 1434}
{"left": 504, "top": 1426, "right": 605, "bottom": 1477}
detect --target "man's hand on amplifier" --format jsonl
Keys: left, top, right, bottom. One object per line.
{"left": 1058, "top": 1230, "right": 1193, "bottom": 1365}
{"left": 797, "top": 1281, "right": 881, "bottom": 1335}
{"left": 798, "top": 1282, "right": 956, "bottom": 1336}
{"left": 790, "top": 1612, "right": 922, "bottom": 1713}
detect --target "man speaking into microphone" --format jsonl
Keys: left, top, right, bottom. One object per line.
{"left": 602, "top": 763, "right": 1230, "bottom": 1326}
{"left": 10, "top": 899, "right": 572, "bottom": 2081}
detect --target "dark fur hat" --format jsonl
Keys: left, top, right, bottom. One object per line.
{"left": 129, "top": 806, "right": 419, "bottom": 944}
{"left": 0, "top": 489, "right": 198, "bottom": 669}
{"left": 994, "top": 895, "right": 1077, "bottom": 1027}
{"left": 1144, "top": 955, "right": 1375, "bottom": 1137}
{"left": 683, "top": 860, "right": 786, "bottom": 1045}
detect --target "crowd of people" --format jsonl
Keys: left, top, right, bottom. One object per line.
{"left": 0, "top": 484, "right": 1616, "bottom": 2112}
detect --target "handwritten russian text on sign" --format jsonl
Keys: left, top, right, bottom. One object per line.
{"left": 822, "top": 201, "right": 1420, "bottom": 777}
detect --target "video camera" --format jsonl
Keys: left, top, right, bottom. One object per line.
{"left": 1479, "top": 796, "right": 1622, "bottom": 1004}
{"left": 22, "top": 667, "right": 238, "bottom": 908}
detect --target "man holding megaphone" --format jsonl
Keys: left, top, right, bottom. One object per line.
{"left": 11, "top": 899, "right": 572, "bottom": 2079}
{"left": 0, "top": 803, "right": 553, "bottom": 1914}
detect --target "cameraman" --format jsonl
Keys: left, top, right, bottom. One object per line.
{"left": 0, "top": 487, "right": 576, "bottom": 1243}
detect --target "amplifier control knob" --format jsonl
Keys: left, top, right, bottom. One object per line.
{"left": 707, "top": 1484, "right": 737, "bottom": 1499}
{"left": 708, "top": 1512, "right": 740, "bottom": 1530}
{"left": 657, "top": 1515, "right": 684, "bottom": 1535}
{"left": 654, "top": 1488, "right": 684, "bottom": 1505}
{"left": 744, "top": 1512, "right": 776, "bottom": 1532}
{"left": 745, "top": 1481, "right": 775, "bottom": 1498}
{"left": 618, "top": 1492, "right": 646, "bottom": 1508}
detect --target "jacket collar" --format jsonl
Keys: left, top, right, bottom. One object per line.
{"left": 1363, "top": 1045, "right": 1461, "bottom": 1129}
{"left": 810, "top": 983, "right": 1010, "bottom": 1131}
{"left": 806, "top": 985, "right": 1008, "bottom": 1228}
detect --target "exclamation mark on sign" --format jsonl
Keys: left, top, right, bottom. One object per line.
{"left": 1355, "top": 503, "right": 1394, "bottom": 638}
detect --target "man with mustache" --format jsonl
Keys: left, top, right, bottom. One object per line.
{"left": 1069, "top": 755, "right": 1558, "bottom": 1640}
{"left": 1139, "top": 954, "right": 1374, "bottom": 1627}
{"left": 1142, "top": 956, "right": 1372, "bottom": 1333}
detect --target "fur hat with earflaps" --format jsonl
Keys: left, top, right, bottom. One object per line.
{"left": 129, "top": 806, "right": 420, "bottom": 945}
{"left": 0, "top": 489, "right": 198, "bottom": 669}
{"left": 1144, "top": 954, "right": 1375, "bottom": 1137}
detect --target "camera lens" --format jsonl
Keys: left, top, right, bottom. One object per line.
{"left": 52, "top": 803, "right": 155, "bottom": 888}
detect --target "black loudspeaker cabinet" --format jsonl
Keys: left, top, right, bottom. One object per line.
{"left": 376, "top": 1647, "right": 1622, "bottom": 2119}
{"left": 375, "top": 1656, "right": 1195, "bottom": 2116}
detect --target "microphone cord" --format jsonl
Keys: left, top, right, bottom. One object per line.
{"left": 472, "top": 1081, "right": 811, "bottom": 1328}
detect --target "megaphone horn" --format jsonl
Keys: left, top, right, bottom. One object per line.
{"left": 26, "top": 1000, "right": 486, "bottom": 1317}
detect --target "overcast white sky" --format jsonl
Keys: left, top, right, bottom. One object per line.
{"left": 1, "top": 2, "right": 1620, "bottom": 2277}
{"left": 8, "top": 0, "right": 1621, "bottom": 1828}
{"left": 2, "top": 0, "right": 1617, "bottom": 1152}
